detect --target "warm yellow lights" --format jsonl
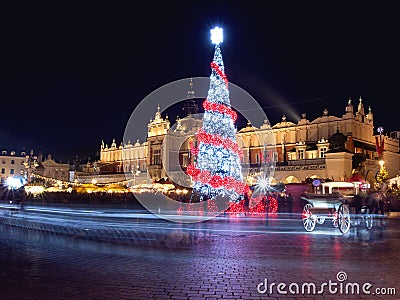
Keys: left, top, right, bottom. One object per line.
{"left": 24, "top": 185, "right": 45, "bottom": 195}
{"left": 29, "top": 173, "right": 177, "bottom": 195}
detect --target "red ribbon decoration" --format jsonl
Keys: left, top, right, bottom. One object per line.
{"left": 210, "top": 61, "right": 228, "bottom": 87}
{"left": 189, "top": 141, "right": 199, "bottom": 157}
{"left": 203, "top": 99, "right": 237, "bottom": 122}
{"left": 196, "top": 128, "right": 242, "bottom": 157}
{"left": 187, "top": 164, "right": 249, "bottom": 195}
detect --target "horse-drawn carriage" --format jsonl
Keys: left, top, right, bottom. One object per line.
{"left": 301, "top": 191, "right": 351, "bottom": 233}
{"left": 300, "top": 181, "right": 379, "bottom": 234}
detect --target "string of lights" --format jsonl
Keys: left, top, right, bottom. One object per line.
{"left": 187, "top": 27, "right": 247, "bottom": 202}
{"left": 31, "top": 173, "right": 133, "bottom": 188}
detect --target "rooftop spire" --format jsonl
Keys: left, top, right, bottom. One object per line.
{"left": 357, "top": 96, "right": 365, "bottom": 115}
{"left": 183, "top": 78, "right": 199, "bottom": 116}
{"left": 187, "top": 78, "right": 195, "bottom": 99}
{"left": 345, "top": 97, "right": 354, "bottom": 113}
{"left": 155, "top": 104, "right": 161, "bottom": 120}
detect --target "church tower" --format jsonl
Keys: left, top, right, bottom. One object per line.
{"left": 182, "top": 78, "right": 199, "bottom": 117}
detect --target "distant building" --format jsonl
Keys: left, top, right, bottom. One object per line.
{"left": 0, "top": 149, "right": 27, "bottom": 184}
{"left": 0, "top": 149, "right": 74, "bottom": 185}
{"left": 35, "top": 154, "right": 70, "bottom": 182}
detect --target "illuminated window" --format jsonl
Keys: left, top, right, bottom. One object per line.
{"left": 320, "top": 147, "right": 327, "bottom": 158}
{"left": 273, "top": 152, "right": 278, "bottom": 162}
{"left": 182, "top": 154, "right": 188, "bottom": 167}
{"left": 265, "top": 151, "right": 270, "bottom": 162}
{"left": 297, "top": 149, "right": 305, "bottom": 160}
{"left": 153, "top": 149, "right": 161, "bottom": 165}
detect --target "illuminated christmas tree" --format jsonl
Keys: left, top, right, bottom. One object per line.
{"left": 376, "top": 162, "right": 389, "bottom": 184}
{"left": 187, "top": 27, "right": 248, "bottom": 202}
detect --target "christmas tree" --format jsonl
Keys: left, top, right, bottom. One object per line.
{"left": 187, "top": 27, "right": 248, "bottom": 202}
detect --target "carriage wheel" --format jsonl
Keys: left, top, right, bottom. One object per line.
{"left": 338, "top": 204, "right": 351, "bottom": 234}
{"left": 302, "top": 203, "right": 316, "bottom": 232}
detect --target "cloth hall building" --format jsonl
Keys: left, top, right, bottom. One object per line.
{"left": 95, "top": 83, "right": 400, "bottom": 187}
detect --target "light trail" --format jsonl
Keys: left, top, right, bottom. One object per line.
{"left": 0, "top": 203, "right": 354, "bottom": 237}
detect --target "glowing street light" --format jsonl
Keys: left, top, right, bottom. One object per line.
{"left": 132, "top": 164, "right": 141, "bottom": 186}
{"left": 6, "top": 176, "right": 25, "bottom": 189}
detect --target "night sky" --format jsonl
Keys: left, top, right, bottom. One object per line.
{"left": 1, "top": 2, "right": 399, "bottom": 163}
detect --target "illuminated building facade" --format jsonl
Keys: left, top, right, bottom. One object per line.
{"left": 35, "top": 154, "right": 70, "bottom": 182}
{"left": 0, "top": 150, "right": 27, "bottom": 184}
{"left": 98, "top": 82, "right": 400, "bottom": 186}
{"left": 236, "top": 98, "right": 400, "bottom": 184}
{"left": 0, "top": 150, "right": 71, "bottom": 185}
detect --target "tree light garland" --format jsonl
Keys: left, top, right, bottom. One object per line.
{"left": 187, "top": 27, "right": 247, "bottom": 202}
{"left": 203, "top": 99, "right": 237, "bottom": 121}
{"left": 195, "top": 128, "right": 242, "bottom": 157}
{"left": 187, "top": 165, "right": 249, "bottom": 195}
{"left": 210, "top": 61, "right": 228, "bottom": 86}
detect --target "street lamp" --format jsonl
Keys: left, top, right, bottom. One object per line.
{"left": 132, "top": 164, "right": 141, "bottom": 186}
{"left": 23, "top": 150, "right": 39, "bottom": 184}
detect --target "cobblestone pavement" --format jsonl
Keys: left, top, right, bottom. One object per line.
{"left": 0, "top": 211, "right": 399, "bottom": 300}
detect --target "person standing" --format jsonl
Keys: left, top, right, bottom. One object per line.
{"left": 286, "top": 193, "right": 293, "bottom": 217}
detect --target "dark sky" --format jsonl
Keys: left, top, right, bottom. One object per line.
{"left": 1, "top": 2, "right": 399, "bottom": 162}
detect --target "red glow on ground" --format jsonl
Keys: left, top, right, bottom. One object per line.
{"left": 177, "top": 194, "right": 279, "bottom": 217}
